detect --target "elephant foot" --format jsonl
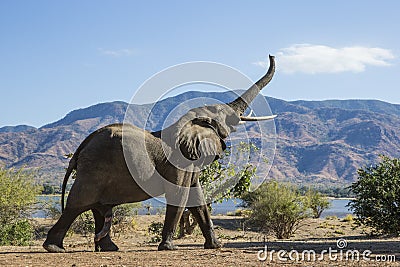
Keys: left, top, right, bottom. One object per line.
{"left": 43, "top": 242, "right": 66, "bottom": 253}
{"left": 94, "top": 238, "right": 119, "bottom": 252}
{"left": 204, "top": 239, "right": 222, "bottom": 249}
{"left": 158, "top": 241, "right": 178, "bottom": 251}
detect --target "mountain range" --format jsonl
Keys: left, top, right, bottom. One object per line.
{"left": 1, "top": 91, "right": 400, "bottom": 186}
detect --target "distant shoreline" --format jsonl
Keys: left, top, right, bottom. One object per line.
{"left": 326, "top": 197, "right": 355, "bottom": 200}
{"left": 38, "top": 194, "right": 356, "bottom": 200}
{"left": 34, "top": 195, "right": 353, "bottom": 218}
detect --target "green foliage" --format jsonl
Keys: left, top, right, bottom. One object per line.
{"left": 148, "top": 221, "right": 163, "bottom": 243}
{"left": 199, "top": 142, "right": 258, "bottom": 203}
{"left": 200, "top": 157, "right": 233, "bottom": 201}
{"left": 112, "top": 203, "right": 141, "bottom": 235}
{"left": 297, "top": 184, "right": 353, "bottom": 198}
{"left": 303, "top": 188, "right": 331, "bottom": 218}
{"left": 69, "top": 211, "right": 95, "bottom": 236}
{"left": 349, "top": 155, "right": 400, "bottom": 235}
{"left": 0, "top": 167, "right": 40, "bottom": 245}
{"left": 0, "top": 168, "right": 40, "bottom": 222}
{"left": 42, "top": 197, "right": 62, "bottom": 220}
{"left": 231, "top": 165, "right": 256, "bottom": 198}
{"left": 0, "top": 219, "right": 34, "bottom": 246}
{"left": 113, "top": 203, "right": 140, "bottom": 224}
{"left": 242, "top": 180, "right": 310, "bottom": 239}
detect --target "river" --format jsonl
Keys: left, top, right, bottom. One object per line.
{"left": 33, "top": 196, "right": 352, "bottom": 218}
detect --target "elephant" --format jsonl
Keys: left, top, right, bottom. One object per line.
{"left": 43, "top": 55, "right": 275, "bottom": 253}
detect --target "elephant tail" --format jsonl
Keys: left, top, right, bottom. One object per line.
{"left": 61, "top": 154, "right": 77, "bottom": 212}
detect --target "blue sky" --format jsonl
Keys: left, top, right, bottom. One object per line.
{"left": 0, "top": 1, "right": 399, "bottom": 127}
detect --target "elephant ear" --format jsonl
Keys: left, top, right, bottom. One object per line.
{"left": 176, "top": 117, "right": 227, "bottom": 160}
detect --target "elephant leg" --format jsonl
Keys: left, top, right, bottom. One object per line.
{"left": 158, "top": 204, "right": 186, "bottom": 250}
{"left": 94, "top": 207, "right": 113, "bottom": 242}
{"left": 92, "top": 208, "right": 119, "bottom": 252}
{"left": 188, "top": 205, "right": 221, "bottom": 249}
{"left": 186, "top": 182, "right": 221, "bottom": 249}
{"left": 158, "top": 170, "right": 191, "bottom": 251}
{"left": 43, "top": 207, "right": 86, "bottom": 253}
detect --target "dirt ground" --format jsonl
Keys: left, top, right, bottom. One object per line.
{"left": 1, "top": 215, "right": 399, "bottom": 266}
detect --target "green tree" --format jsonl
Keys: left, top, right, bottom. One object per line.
{"left": 304, "top": 188, "right": 331, "bottom": 218}
{"left": 199, "top": 141, "right": 260, "bottom": 202}
{"left": 242, "top": 180, "right": 310, "bottom": 239}
{"left": 0, "top": 167, "right": 40, "bottom": 245}
{"left": 199, "top": 155, "right": 256, "bottom": 203}
{"left": 349, "top": 155, "right": 400, "bottom": 235}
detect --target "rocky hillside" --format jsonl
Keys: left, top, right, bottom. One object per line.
{"left": 270, "top": 98, "right": 400, "bottom": 184}
{"left": 1, "top": 92, "right": 400, "bottom": 186}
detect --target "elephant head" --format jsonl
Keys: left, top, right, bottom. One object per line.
{"left": 162, "top": 55, "right": 276, "bottom": 166}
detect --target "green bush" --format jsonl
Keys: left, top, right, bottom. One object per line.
{"left": 0, "top": 168, "right": 40, "bottom": 245}
{"left": 42, "top": 197, "right": 62, "bottom": 220}
{"left": 349, "top": 156, "right": 400, "bottom": 235}
{"left": 0, "top": 219, "right": 34, "bottom": 246}
{"left": 303, "top": 188, "right": 331, "bottom": 218}
{"left": 199, "top": 142, "right": 256, "bottom": 203}
{"left": 242, "top": 180, "right": 310, "bottom": 239}
{"left": 148, "top": 221, "right": 163, "bottom": 243}
{"left": 69, "top": 211, "right": 95, "bottom": 236}
{"left": 112, "top": 203, "right": 141, "bottom": 235}
{"left": 113, "top": 203, "right": 140, "bottom": 225}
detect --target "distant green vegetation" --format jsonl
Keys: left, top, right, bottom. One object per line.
{"left": 296, "top": 183, "right": 353, "bottom": 198}
{"left": 0, "top": 167, "right": 40, "bottom": 245}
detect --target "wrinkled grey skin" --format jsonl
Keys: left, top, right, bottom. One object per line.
{"left": 43, "top": 56, "right": 275, "bottom": 253}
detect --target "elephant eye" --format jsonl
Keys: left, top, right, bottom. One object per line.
{"left": 226, "top": 113, "right": 240, "bottom": 126}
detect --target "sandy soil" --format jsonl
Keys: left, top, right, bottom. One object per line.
{"left": 1, "top": 215, "right": 399, "bottom": 266}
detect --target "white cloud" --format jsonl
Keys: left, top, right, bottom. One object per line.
{"left": 98, "top": 48, "right": 135, "bottom": 57}
{"left": 255, "top": 44, "right": 395, "bottom": 74}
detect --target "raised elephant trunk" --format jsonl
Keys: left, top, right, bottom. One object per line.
{"left": 228, "top": 55, "right": 275, "bottom": 115}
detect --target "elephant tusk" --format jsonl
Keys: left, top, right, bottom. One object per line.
{"left": 239, "top": 114, "right": 277, "bottom": 121}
